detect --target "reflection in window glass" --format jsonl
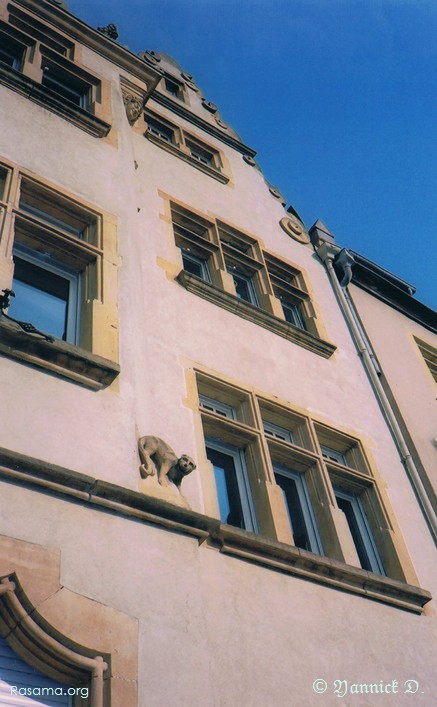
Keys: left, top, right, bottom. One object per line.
{"left": 10, "top": 252, "right": 79, "bottom": 342}
{"left": 205, "top": 442, "right": 257, "bottom": 532}
{"left": 335, "top": 489, "right": 384, "bottom": 574}
{"left": 274, "top": 466, "right": 323, "bottom": 554}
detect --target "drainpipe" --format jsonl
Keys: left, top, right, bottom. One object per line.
{"left": 316, "top": 240, "right": 437, "bottom": 545}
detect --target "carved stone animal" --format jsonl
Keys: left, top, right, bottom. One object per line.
{"left": 138, "top": 435, "right": 196, "bottom": 489}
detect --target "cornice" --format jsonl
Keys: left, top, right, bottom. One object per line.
{"left": 0, "top": 446, "right": 431, "bottom": 613}
{"left": 151, "top": 92, "right": 257, "bottom": 157}
{"left": 177, "top": 271, "right": 336, "bottom": 358}
{"left": 347, "top": 252, "right": 437, "bottom": 334}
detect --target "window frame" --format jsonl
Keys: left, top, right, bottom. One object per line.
{"left": 144, "top": 112, "right": 228, "bottom": 183}
{"left": 193, "top": 371, "right": 407, "bottom": 581}
{"left": 263, "top": 420, "right": 294, "bottom": 444}
{"left": 0, "top": 16, "right": 111, "bottom": 138}
{"left": 170, "top": 203, "right": 335, "bottom": 358}
{"left": 11, "top": 243, "right": 82, "bottom": 344}
{"left": 273, "top": 463, "right": 324, "bottom": 554}
{"left": 205, "top": 437, "right": 258, "bottom": 533}
{"left": 0, "top": 158, "right": 119, "bottom": 389}
{"left": 334, "top": 487, "right": 385, "bottom": 575}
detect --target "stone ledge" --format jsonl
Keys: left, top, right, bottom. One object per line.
{"left": 0, "top": 65, "right": 111, "bottom": 138}
{"left": 0, "top": 318, "right": 119, "bottom": 390}
{"left": 0, "top": 447, "right": 430, "bottom": 613}
{"left": 177, "top": 271, "right": 337, "bottom": 358}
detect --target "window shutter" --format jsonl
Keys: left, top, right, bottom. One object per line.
{"left": 0, "top": 636, "right": 72, "bottom": 706}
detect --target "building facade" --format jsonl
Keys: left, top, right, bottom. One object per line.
{"left": 0, "top": 1, "right": 436, "bottom": 705}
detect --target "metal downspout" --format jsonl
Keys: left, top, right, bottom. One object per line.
{"left": 317, "top": 243, "right": 437, "bottom": 544}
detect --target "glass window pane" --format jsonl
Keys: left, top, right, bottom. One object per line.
{"left": 41, "top": 63, "right": 89, "bottom": 108}
{"left": 321, "top": 445, "right": 347, "bottom": 465}
{"left": 0, "top": 167, "right": 8, "bottom": 201}
{"left": 0, "top": 635, "right": 74, "bottom": 706}
{"left": 336, "top": 495, "right": 372, "bottom": 571}
{"left": 275, "top": 472, "right": 312, "bottom": 551}
{"left": 0, "top": 34, "right": 25, "bottom": 70}
{"left": 10, "top": 258, "right": 70, "bottom": 340}
{"left": 181, "top": 250, "right": 210, "bottom": 281}
{"left": 206, "top": 447, "right": 246, "bottom": 529}
{"left": 229, "top": 270, "right": 258, "bottom": 305}
{"left": 282, "top": 301, "right": 306, "bottom": 329}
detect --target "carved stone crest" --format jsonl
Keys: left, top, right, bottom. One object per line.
{"left": 123, "top": 93, "right": 143, "bottom": 125}
{"left": 120, "top": 77, "right": 147, "bottom": 125}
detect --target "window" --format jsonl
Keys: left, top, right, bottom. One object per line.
{"left": 41, "top": 59, "right": 92, "bottom": 109}
{"left": 0, "top": 636, "right": 74, "bottom": 706}
{"left": 185, "top": 138, "right": 216, "bottom": 168}
{"left": 195, "top": 371, "right": 401, "bottom": 579}
{"left": 206, "top": 439, "right": 257, "bottom": 531}
{"left": 281, "top": 300, "right": 306, "bottom": 328}
{"left": 10, "top": 178, "right": 101, "bottom": 346}
{"left": 10, "top": 245, "right": 80, "bottom": 343}
{"left": 163, "top": 76, "right": 185, "bottom": 101}
{"left": 0, "top": 11, "right": 110, "bottom": 138}
{"left": 414, "top": 337, "right": 437, "bottom": 384}
{"left": 0, "top": 30, "right": 26, "bottom": 70}
{"left": 146, "top": 116, "right": 175, "bottom": 143}
{"left": 315, "top": 423, "right": 368, "bottom": 473}
{"left": 171, "top": 204, "right": 335, "bottom": 358}
{"left": 171, "top": 204, "right": 217, "bottom": 283}
{"left": 200, "top": 394, "right": 235, "bottom": 418}
{"left": 274, "top": 465, "right": 323, "bottom": 553}
{"left": 144, "top": 112, "right": 227, "bottom": 182}
{"left": 334, "top": 489, "right": 385, "bottom": 574}
{"left": 320, "top": 445, "right": 347, "bottom": 465}
{"left": 0, "top": 159, "right": 119, "bottom": 389}
{"left": 263, "top": 421, "right": 294, "bottom": 443}
{"left": 265, "top": 253, "right": 310, "bottom": 331}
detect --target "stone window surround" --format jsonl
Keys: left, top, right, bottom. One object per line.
{"left": 414, "top": 336, "right": 437, "bottom": 384}
{"left": 166, "top": 199, "right": 335, "bottom": 358}
{"left": 0, "top": 445, "right": 430, "bottom": 614}
{"left": 0, "top": 157, "right": 119, "bottom": 389}
{"left": 189, "top": 367, "right": 420, "bottom": 589}
{"left": 0, "top": 5, "right": 112, "bottom": 138}
{"left": 144, "top": 110, "right": 230, "bottom": 184}
{"left": 0, "top": 573, "right": 109, "bottom": 707}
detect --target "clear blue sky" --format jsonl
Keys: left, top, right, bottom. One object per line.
{"left": 67, "top": 0, "right": 436, "bottom": 309}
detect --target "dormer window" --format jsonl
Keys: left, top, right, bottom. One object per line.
{"left": 163, "top": 76, "right": 185, "bottom": 101}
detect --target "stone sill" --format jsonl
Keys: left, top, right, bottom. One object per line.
{"left": 145, "top": 133, "right": 230, "bottom": 184}
{"left": 0, "top": 66, "right": 111, "bottom": 138}
{"left": 0, "top": 447, "right": 430, "bottom": 614}
{"left": 177, "top": 271, "right": 337, "bottom": 358}
{"left": 0, "top": 318, "right": 119, "bottom": 390}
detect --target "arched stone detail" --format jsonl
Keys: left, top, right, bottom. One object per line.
{"left": 0, "top": 574, "right": 110, "bottom": 707}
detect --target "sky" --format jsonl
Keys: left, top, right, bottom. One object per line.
{"left": 66, "top": 0, "right": 436, "bottom": 309}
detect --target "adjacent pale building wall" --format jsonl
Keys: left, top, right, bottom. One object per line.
{"left": 350, "top": 285, "right": 437, "bottom": 506}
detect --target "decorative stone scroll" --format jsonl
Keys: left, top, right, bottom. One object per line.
{"left": 214, "top": 116, "right": 228, "bottom": 129}
{"left": 181, "top": 71, "right": 199, "bottom": 91}
{"left": 202, "top": 99, "right": 218, "bottom": 114}
{"left": 279, "top": 215, "right": 311, "bottom": 244}
{"left": 138, "top": 50, "right": 161, "bottom": 66}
